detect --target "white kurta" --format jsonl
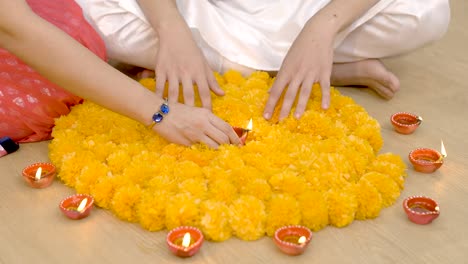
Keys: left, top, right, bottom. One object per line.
{"left": 76, "top": 0, "right": 450, "bottom": 74}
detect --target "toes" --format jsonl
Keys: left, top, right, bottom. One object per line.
{"left": 382, "top": 71, "right": 401, "bottom": 93}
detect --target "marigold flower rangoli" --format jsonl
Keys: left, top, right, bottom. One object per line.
{"left": 49, "top": 70, "right": 406, "bottom": 241}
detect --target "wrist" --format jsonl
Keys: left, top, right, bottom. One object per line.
{"left": 305, "top": 14, "right": 341, "bottom": 37}
{"left": 148, "top": 98, "right": 170, "bottom": 129}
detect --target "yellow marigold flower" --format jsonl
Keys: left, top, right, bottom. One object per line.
{"left": 146, "top": 175, "right": 177, "bottom": 193}
{"left": 178, "top": 178, "right": 208, "bottom": 199}
{"left": 327, "top": 187, "right": 358, "bottom": 227}
{"left": 106, "top": 150, "right": 132, "bottom": 174}
{"left": 200, "top": 200, "right": 232, "bottom": 241}
{"left": 89, "top": 174, "right": 117, "bottom": 209}
{"left": 355, "top": 178, "right": 383, "bottom": 220}
{"left": 243, "top": 77, "right": 269, "bottom": 92}
{"left": 266, "top": 194, "right": 301, "bottom": 236}
{"left": 298, "top": 191, "right": 329, "bottom": 231}
{"left": 58, "top": 150, "right": 97, "bottom": 187}
{"left": 223, "top": 69, "right": 245, "bottom": 86}
{"left": 165, "top": 193, "right": 200, "bottom": 230}
{"left": 239, "top": 178, "right": 272, "bottom": 201}
{"left": 369, "top": 153, "right": 407, "bottom": 188}
{"left": 139, "top": 78, "right": 156, "bottom": 91}
{"left": 202, "top": 166, "right": 230, "bottom": 182}
{"left": 353, "top": 122, "right": 383, "bottom": 153}
{"left": 247, "top": 71, "right": 270, "bottom": 82}
{"left": 181, "top": 146, "right": 217, "bottom": 166}
{"left": 111, "top": 185, "right": 142, "bottom": 222}
{"left": 367, "top": 158, "right": 406, "bottom": 190}
{"left": 75, "top": 161, "right": 109, "bottom": 194}
{"left": 229, "top": 195, "right": 266, "bottom": 240}
{"left": 137, "top": 190, "right": 169, "bottom": 231}
{"left": 207, "top": 179, "right": 238, "bottom": 204}
{"left": 268, "top": 170, "right": 307, "bottom": 197}
{"left": 361, "top": 172, "right": 400, "bottom": 207}
{"left": 173, "top": 160, "right": 204, "bottom": 181}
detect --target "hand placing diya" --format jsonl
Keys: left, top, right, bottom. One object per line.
{"left": 390, "top": 112, "right": 423, "bottom": 134}
{"left": 59, "top": 194, "right": 94, "bottom": 220}
{"left": 403, "top": 196, "right": 440, "bottom": 225}
{"left": 273, "top": 225, "right": 313, "bottom": 256}
{"left": 409, "top": 140, "right": 447, "bottom": 173}
{"left": 22, "top": 162, "right": 56, "bottom": 188}
{"left": 233, "top": 118, "right": 253, "bottom": 145}
{"left": 166, "top": 226, "right": 204, "bottom": 257}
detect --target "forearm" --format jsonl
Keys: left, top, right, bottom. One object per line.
{"left": 137, "top": 0, "right": 187, "bottom": 34}
{"left": 308, "top": 0, "right": 379, "bottom": 34}
{"left": 0, "top": 2, "right": 159, "bottom": 126}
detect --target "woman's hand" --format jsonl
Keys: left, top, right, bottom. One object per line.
{"left": 154, "top": 18, "right": 224, "bottom": 110}
{"left": 263, "top": 18, "right": 335, "bottom": 121}
{"left": 154, "top": 102, "right": 241, "bottom": 149}
{"left": 137, "top": 0, "right": 224, "bottom": 109}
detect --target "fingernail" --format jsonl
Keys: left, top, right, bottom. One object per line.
{"left": 294, "top": 113, "right": 301, "bottom": 119}
{"left": 263, "top": 112, "right": 271, "bottom": 120}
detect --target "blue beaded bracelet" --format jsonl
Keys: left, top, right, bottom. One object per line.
{"left": 148, "top": 98, "right": 169, "bottom": 129}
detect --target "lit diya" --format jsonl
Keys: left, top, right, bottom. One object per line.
{"left": 59, "top": 194, "right": 94, "bottom": 220}
{"left": 22, "top": 162, "right": 56, "bottom": 188}
{"left": 390, "top": 112, "right": 422, "bottom": 134}
{"left": 166, "top": 226, "right": 204, "bottom": 257}
{"left": 409, "top": 140, "right": 447, "bottom": 173}
{"left": 273, "top": 225, "right": 313, "bottom": 256}
{"left": 233, "top": 118, "right": 253, "bottom": 145}
{"left": 403, "top": 196, "right": 440, "bottom": 225}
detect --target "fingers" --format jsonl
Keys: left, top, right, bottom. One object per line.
{"left": 155, "top": 72, "right": 166, "bottom": 98}
{"left": 197, "top": 78, "right": 212, "bottom": 110}
{"left": 263, "top": 74, "right": 288, "bottom": 120}
{"left": 279, "top": 78, "right": 301, "bottom": 120}
{"left": 320, "top": 78, "right": 331, "bottom": 110}
{"left": 168, "top": 74, "right": 179, "bottom": 103}
{"left": 192, "top": 120, "right": 241, "bottom": 149}
{"left": 210, "top": 116, "right": 242, "bottom": 146}
{"left": 264, "top": 73, "right": 332, "bottom": 121}
{"left": 182, "top": 77, "right": 195, "bottom": 107}
{"left": 207, "top": 67, "right": 225, "bottom": 96}
{"left": 294, "top": 78, "right": 314, "bottom": 119}
{"left": 198, "top": 135, "right": 220, "bottom": 149}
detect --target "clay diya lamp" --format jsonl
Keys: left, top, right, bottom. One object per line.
{"left": 390, "top": 112, "right": 422, "bottom": 134}
{"left": 232, "top": 118, "right": 253, "bottom": 145}
{"left": 273, "top": 225, "right": 313, "bottom": 256}
{"left": 166, "top": 226, "right": 204, "bottom": 258}
{"left": 22, "top": 162, "right": 56, "bottom": 188}
{"left": 408, "top": 140, "right": 447, "bottom": 173}
{"left": 403, "top": 196, "right": 440, "bottom": 225}
{"left": 59, "top": 194, "right": 94, "bottom": 220}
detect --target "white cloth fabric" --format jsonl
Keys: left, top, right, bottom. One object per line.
{"left": 75, "top": 0, "right": 450, "bottom": 74}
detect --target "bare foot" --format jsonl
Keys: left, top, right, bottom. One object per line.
{"left": 331, "top": 59, "right": 400, "bottom": 99}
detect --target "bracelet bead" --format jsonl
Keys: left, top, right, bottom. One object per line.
{"left": 148, "top": 98, "right": 169, "bottom": 129}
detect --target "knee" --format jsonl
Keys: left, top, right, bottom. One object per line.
{"left": 401, "top": 0, "right": 451, "bottom": 46}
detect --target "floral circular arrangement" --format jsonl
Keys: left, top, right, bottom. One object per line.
{"left": 49, "top": 70, "right": 406, "bottom": 241}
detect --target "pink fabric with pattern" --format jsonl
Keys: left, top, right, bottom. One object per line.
{"left": 0, "top": 0, "right": 106, "bottom": 143}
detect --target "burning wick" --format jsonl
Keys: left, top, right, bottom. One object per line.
{"left": 76, "top": 198, "right": 88, "bottom": 213}
{"left": 246, "top": 118, "right": 253, "bottom": 132}
{"left": 242, "top": 118, "right": 253, "bottom": 136}
{"left": 436, "top": 140, "right": 447, "bottom": 162}
{"left": 35, "top": 167, "right": 42, "bottom": 181}
{"left": 298, "top": 236, "right": 306, "bottom": 244}
{"left": 181, "top": 232, "right": 191, "bottom": 248}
